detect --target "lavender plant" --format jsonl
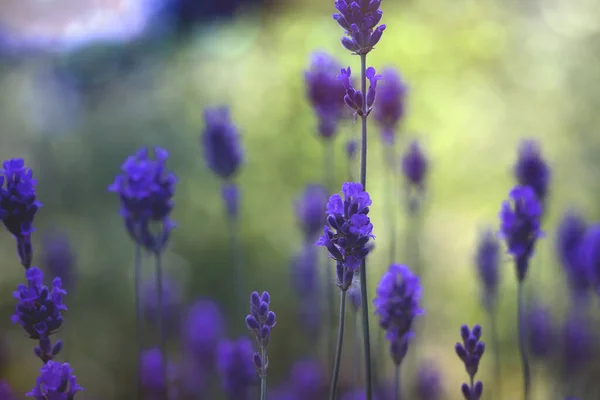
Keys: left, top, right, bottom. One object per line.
{"left": 414, "top": 361, "right": 443, "bottom": 400}
{"left": 455, "top": 324, "right": 485, "bottom": 400}
{"left": 555, "top": 210, "right": 589, "bottom": 304}
{"left": 514, "top": 139, "right": 550, "bottom": 209}
{"left": 498, "top": 185, "right": 543, "bottom": 400}
{"left": 41, "top": 231, "right": 76, "bottom": 292}
{"left": 373, "top": 264, "right": 423, "bottom": 400}
{"left": 402, "top": 140, "right": 428, "bottom": 214}
{"left": 217, "top": 336, "right": 258, "bottom": 400}
{"left": 108, "top": 146, "right": 177, "bottom": 398}
{"left": 246, "top": 291, "right": 277, "bottom": 400}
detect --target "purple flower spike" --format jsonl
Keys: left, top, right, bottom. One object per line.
{"left": 373, "top": 67, "right": 408, "bottom": 145}
{"left": 514, "top": 139, "right": 550, "bottom": 205}
{"left": 374, "top": 264, "right": 423, "bottom": 365}
{"left": 246, "top": 291, "right": 277, "bottom": 377}
{"left": 0, "top": 158, "right": 42, "bottom": 269}
{"left": 498, "top": 185, "right": 544, "bottom": 282}
{"left": 141, "top": 348, "right": 177, "bottom": 397}
{"left": 183, "top": 300, "right": 225, "bottom": 366}
{"left": 0, "top": 381, "right": 15, "bottom": 400}
{"left": 202, "top": 106, "right": 244, "bottom": 180}
{"left": 290, "top": 244, "right": 320, "bottom": 336}
{"left": 333, "top": 0, "right": 386, "bottom": 54}
{"left": 455, "top": 324, "right": 485, "bottom": 400}
{"left": 562, "top": 315, "right": 591, "bottom": 373}
{"left": 338, "top": 67, "right": 382, "bottom": 116}
{"left": 316, "top": 182, "right": 375, "bottom": 290}
{"left": 475, "top": 229, "right": 500, "bottom": 308}
{"left": 217, "top": 337, "right": 257, "bottom": 400}
{"left": 556, "top": 210, "right": 590, "bottom": 297}
{"left": 296, "top": 184, "right": 329, "bottom": 239}
{"left": 304, "top": 52, "right": 348, "bottom": 139}
{"left": 108, "top": 147, "right": 177, "bottom": 253}
{"left": 527, "top": 303, "right": 555, "bottom": 359}
{"left": 289, "top": 359, "right": 327, "bottom": 398}
{"left": 26, "top": 361, "right": 83, "bottom": 399}
{"left": 42, "top": 231, "right": 76, "bottom": 292}
{"left": 580, "top": 224, "right": 600, "bottom": 294}
{"left": 402, "top": 140, "right": 428, "bottom": 190}
{"left": 415, "top": 361, "right": 443, "bottom": 400}
{"left": 222, "top": 183, "right": 239, "bottom": 218}
{"left": 142, "top": 276, "right": 182, "bottom": 335}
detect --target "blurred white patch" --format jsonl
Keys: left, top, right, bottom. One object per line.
{"left": 541, "top": 0, "right": 600, "bottom": 38}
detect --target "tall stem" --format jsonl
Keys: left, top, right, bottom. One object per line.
{"left": 359, "top": 52, "right": 373, "bottom": 400}
{"left": 329, "top": 290, "right": 348, "bottom": 400}
{"left": 260, "top": 346, "right": 267, "bottom": 400}
{"left": 225, "top": 185, "right": 244, "bottom": 326}
{"left": 394, "top": 364, "right": 401, "bottom": 400}
{"left": 135, "top": 244, "right": 143, "bottom": 400}
{"left": 490, "top": 305, "right": 502, "bottom": 399}
{"left": 324, "top": 140, "right": 336, "bottom": 366}
{"left": 517, "top": 280, "right": 530, "bottom": 400}
{"left": 353, "top": 311, "right": 361, "bottom": 385}
{"left": 384, "top": 146, "right": 397, "bottom": 264}
{"left": 155, "top": 251, "right": 168, "bottom": 399}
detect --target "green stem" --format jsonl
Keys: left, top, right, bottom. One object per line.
{"left": 517, "top": 280, "right": 530, "bottom": 400}
{"left": 324, "top": 140, "right": 336, "bottom": 367}
{"left": 384, "top": 146, "right": 397, "bottom": 264}
{"left": 353, "top": 312, "right": 360, "bottom": 386}
{"left": 135, "top": 244, "right": 143, "bottom": 400}
{"left": 260, "top": 346, "right": 267, "bottom": 400}
{"left": 329, "top": 290, "right": 348, "bottom": 400}
{"left": 490, "top": 305, "right": 502, "bottom": 400}
{"left": 359, "top": 52, "right": 373, "bottom": 400}
{"left": 155, "top": 251, "right": 168, "bottom": 399}
{"left": 394, "top": 364, "right": 401, "bottom": 400}
{"left": 225, "top": 186, "right": 244, "bottom": 327}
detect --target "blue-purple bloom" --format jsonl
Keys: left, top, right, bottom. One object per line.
{"left": 142, "top": 276, "right": 182, "bottom": 333}
{"left": 333, "top": 0, "right": 387, "bottom": 55}
{"left": 498, "top": 185, "right": 544, "bottom": 281}
{"left": 289, "top": 359, "right": 327, "bottom": 398}
{"left": 402, "top": 140, "right": 428, "bottom": 190}
{"left": 304, "top": 52, "right": 347, "bottom": 139}
{"left": 42, "top": 231, "right": 76, "bottom": 292}
{"left": 373, "top": 264, "right": 423, "bottom": 365}
{"left": 12, "top": 267, "right": 66, "bottom": 362}
{"left": 527, "top": 304, "right": 555, "bottom": 359}
{"left": 26, "top": 361, "right": 83, "bottom": 399}
{"left": 222, "top": 183, "right": 239, "bottom": 218}
{"left": 245, "top": 291, "right": 277, "bottom": 375}
{"left": 183, "top": 300, "right": 226, "bottom": 365}
{"left": 140, "top": 348, "right": 176, "bottom": 397}
{"left": 475, "top": 229, "right": 500, "bottom": 308}
{"left": 202, "top": 106, "right": 243, "bottom": 180}
{"left": 108, "top": 147, "right": 177, "bottom": 253}
{"left": 290, "top": 244, "right": 320, "bottom": 336}
{"left": 373, "top": 67, "right": 408, "bottom": 144}
{"left": 316, "top": 182, "right": 375, "bottom": 290}
{"left": 216, "top": 337, "right": 257, "bottom": 400}
{"left": 415, "top": 361, "right": 443, "bottom": 400}
{"left": 0, "top": 158, "right": 42, "bottom": 268}
{"left": 580, "top": 224, "right": 600, "bottom": 293}
{"left": 0, "top": 380, "right": 15, "bottom": 400}
{"left": 514, "top": 139, "right": 550, "bottom": 205}
{"left": 556, "top": 210, "right": 589, "bottom": 296}
{"left": 455, "top": 324, "right": 485, "bottom": 400}
{"left": 562, "top": 315, "right": 591, "bottom": 373}
{"left": 296, "top": 184, "right": 329, "bottom": 239}
{"left": 338, "top": 66, "right": 382, "bottom": 116}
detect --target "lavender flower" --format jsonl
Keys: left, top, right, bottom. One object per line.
{"left": 304, "top": 52, "right": 347, "bottom": 139}
{"left": 108, "top": 147, "right": 177, "bottom": 253}
{"left": 527, "top": 304, "right": 555, "bottom": 359}
{"left": 183, "top": 300, "right": 226, "bottom": 365}
{"left": 373, "top": 264, "right": 423, "bottom": 365}
{"left": 141, "top": 276, "right": 182, "bottom": 332}
{"left": 222, "top": 183, "right": 239, "bottom": 218}
{"left": 498, "top": 185, "right": 543, "bottom": 281}
{"left": 202, "top": 106, "right": 243, "bottom": 180}
{"left": 338, "top": 67, "right": 382, "bottom": 116}
{"left": 140, "top": 348, "right": 177, "bottom": 398}
{"left": 12, "top": 267, "right": 66, "bottom": 363}
{"left": 455, "top": 324, "right": 485, "bottom": 400}
{"left": 562, "top": 315, "right": 591, "bottom": 373}
{"left": 0, "top": 158, "right": 42, "bottom": 268}
{"left": 316, "top": 182, "right": 375, "bottom": 290}
{"left": 295, "top": 184, "right": 329, "bottom": 239}
{"left": 290, "top": 244, "right": 320, "bottom": 335}
{"left": 514, "top": 139, "right": 550, "bottom": 205}
{"left": 373, "top": 67, "right": 408, "bottom": 144}
{"left": 245, "top": 291, "right": 277, "bottom": 376}
{"left": 217, "top": 337, "right": 257, "bottom": 400}
{"left": 556, "top": 210, "right": 589, "bottom": 296}
{"left": 289, "top": 359, "right": 327, "bottom": 398}
{"left": 333, "top": 0, "right": 387, "bottom": 54}
{"left": 580, "top": 224, "right": 600, "bottom": 293}
{"left": 41, "top": 231, "right": 76, "bottom": 292}
{"left": 26, "top": 361, "right": 83, "bottom": 399}
{"left": 475, "top": 229, "right": 500, "bottom": 308}
{"left": 415, "top": 361, "right": 443, "bottom": 400}
{"left": 0, "top": 381, "right": 15, "bottom": 400}
{"left": 402, "top": 140, "right": 428, "bottom": 191}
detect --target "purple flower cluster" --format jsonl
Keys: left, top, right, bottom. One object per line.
{"left": 527, "top": 303, "right": 555, "bottom": 359}
{"left": 316, "top": 182, "right": 374, "bottom": 290}
{"left": 338, "top": 66, "right": 382, "bottom": 116}
{"left": 373, "top": 264, "right": 423, "bottom": 365}
{"left": 26, "top": 361, "right": 83, "bottom": 400}
{"left": 42, "top": 231, "right": 76, "bottom": 292}
{"left": 202, "top": 106, "right": 244, "bottom": 180}
{"left": 498, "top": 185, "right": 543, "bottom": 281}
{"left": 0, "top": 158, "right": 42, "bottom": 268}
{"left": 455, "top": 324, "right": 485, "bottom": 400}
{"left": 373, "top": 67, "right": 408, "bottom": 144}
{"left": 581, "top": 224, "right": 600, "bottom": 293}
{"left": 333, "top": 0, "right": 386, "bottom": 55}
{"left": 290, "top": 244, "right": 320, "bottom": 335}
{"left": 402, "top": 141, "right": 428, "bottom": 190}
{"left": 217, "top": 337, "right": 257, "bottom": 399}
{"left": 296, "top": 184, "right": 329, "bottom": 239}
{"left": 475, "top": 229, "right": 500, "bottom": 308}
{"left": 183, "top": 300, "right": 226, "bottom": 365}
{"left": 245, "top": 291, "right": 277, "bottom": 375}
{"left": 108, "top": 147, "right": 177, "bottom": 253}
{"left": 556, "top": 210, "right": 589, "bottom": 296}
{"left": 514, "top": 139, "right": 550, "bottom": 205}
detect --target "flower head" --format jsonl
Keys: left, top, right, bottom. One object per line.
{"left": 222, "top": 183, "right": 239, "bottom": 218}
{"left": 373, "top": 264, "right": 423, "bottom": 365}
{"left": 475, "top": 229, "right": 500, "bottom": 308}
{"left": 402, "top": 140, "right": 428, "bottom": 190}
{"left": 373, "top": 67, "right": 408, "bottom": 144}
{"left": 498, "top": 185, "right": 543, "bottom": 281}
{"left": 304, "top": 52, "right": 347, "bottom": 139}
{"left": 140, "top": 348, "right": 177, "bottom": 396}
{"left": 216, "top": 337, "right": 257, "bottom": 399}
{"left": 183, "top": 300, "right": 226, "bottom": 365}
{"left": 338, "top": 66, "right": 382, "bottom": 116}
{"left": 527, "top": 303, "right": 556, "bottom": 359}
{"left": 296, "top": 184, "right": 329, "bottom": 239}
{"left": 415, "top": 361, "right": 443, "bottom": 400}
{"left": 333, "top": 0, "right": 386, "bottom": 54}
{"left": 562, "top": 315, "right": 591, "bottom": 373}
{"left": 0, "top": 381, "right": 15, "bottom": 400}
{"left": 0, "top": 158, "right": 42, "bottom": 268}
{"left": 142, "top": 276, "right": 182, "bottom": 335}
{"left": 556, "top": 210, "right": 590, "bottom": 296}
{"left": 455, "top": 324, "right": 485, "bottom": 400}
{"left": 316, "top": 182, "right": 375, "bottom": 289}
{"left": 245, "top": 291, "right": 277, "bottom": 376}
{"left": 108, "top": 147, "right": 177, "bottom": 253}
{"left": 514, "top": 139, "right": 550, "bottom": 205}
{"left": 202, "top": 106, "right": 243, "bottom": 180}
{"left": 290, "top": 244, "right": 320, "bottom": 336}
{"left": 42, "top": 231, "right": 76, "bottom": 292}
{"left": 26, "top": 361, "right": 83, "bottom": 400}
{"left": 289, "top": 359, "right": 327, "bottom": 398}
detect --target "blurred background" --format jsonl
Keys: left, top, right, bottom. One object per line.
{"left": 1, "top": 0, "right": 600, "bottom": 399}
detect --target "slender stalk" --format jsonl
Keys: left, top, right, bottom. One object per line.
{"left": 359, "top": 52, "right": 373, "bottom": 400}
{"left": 324, "top": 140, "right": 336, "bottom": 367}
{"left": 155, "top": 251, "right": 169, "bottom": 399}
{"left": 384, "top": 146, "right": 397, "bottom": 264}
{"left": 134, "top": 244, "right": 143, "bottom": 400}
{"left": 489, "top": 305, "right": 502, "bottom": 399}
{"left": 394, "top": 364, "right": 401, "bottom": 400}
{"left": 260, "top": 346, "right": 267, "bottom": 400}
{"left": 225, "top": 185, "right": 244, "bottom": 326}
{"left": 353, "top": 311, "right": 360, "bottom": 385}
{"left": 329, "top": 290, "right": 348, "bottom": 400}
{"left": 517, "top": 280, "right": 531, "bottom": 400}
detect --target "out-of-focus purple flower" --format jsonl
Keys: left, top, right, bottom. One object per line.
{"left": 580, "top": 224, "right": 600, "bottom": 293}
{"left": 140, "top": 348, "right": 177, "bottom": 396}
{"left": 11, "top": 267, "right": 66, "bottom": 363}
{"left": 222, "top": 183, "right": 239, "bottom": 218}
{"left": 41, "top": 231, "right": 76, "bottom": 292}
{"left": 374, "top": 264, "right": 423, "bottom": 365}
{"left": 455, "top": 324, "right": 485, "bottom": 400}
{"left": 373, "top": 68, "right": 408, "bottom": 144}
{"left": 296, "top": 185, "right": 329, "bottom": 239}
{"left": 304, "top": 52, "right": 347, "bottom": 139}
{"left": 475, "top": 229, "right": 500, "bottom": 308}
{"left": 338, "top": 67, "right": 382, "bottom": 116}
{"left": 26, "top": 361, "right": 83, "bottom": 399}
{"left": 348, "top": 277, "right": 362, "bottom": 312}
{"left": 142, "top": 276, "right": 182, "bottom": 334}
{"left": 269, "top": 384, "right": 296, "bottom": 400}
{"left": 108, "top": 147, "right": 177, "bottom": 253}
{"left": 316, "top": 182, "right": 375, "bottom": 290}
{"left": 527, "top": 304, "right": 555, "bottom": 359}
{"left": 562, "top": 315, "right": 592, "bottom": 372}
{"left": 402, "top": 141, "right": 428, "bottom": 190}
{"left": 288, "top": 359, "right": 327, "bottom": 398}
{"left": 202, "top": 106, "right": 243, "bottom": 180}
{"left": 216, "top": 337, "right": 257, "bottom": 400}
{"left": 498, "top": 185, "right": 543, "bottom": 282}
{"left": 183, "top": 300, "right": 226, "bottom": 365}
{"left": 346, "top": 139, "right": 359, "bottom": 160}
{"left": 245, "top": 291, "right": 277, "bottom": 375}
{"left": 333, "top": 0, "right": 387, "bottom": 54}
{"left": 415, "top": 361, "right": 443, "bottom": 400}
{"left": 290, "top": 244, "right": 320, "bottom": 336}
{"left": 0, "top": 380, "right": 15, "bottom": 400}
{"left": 514, "top": 140, "right": 550, "bottom": 205}
{"left": 0, "top": 158, "right": 42, "bottom": 269}
{"left": 555, "top": 210, "right": 589, "bottom": 296}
